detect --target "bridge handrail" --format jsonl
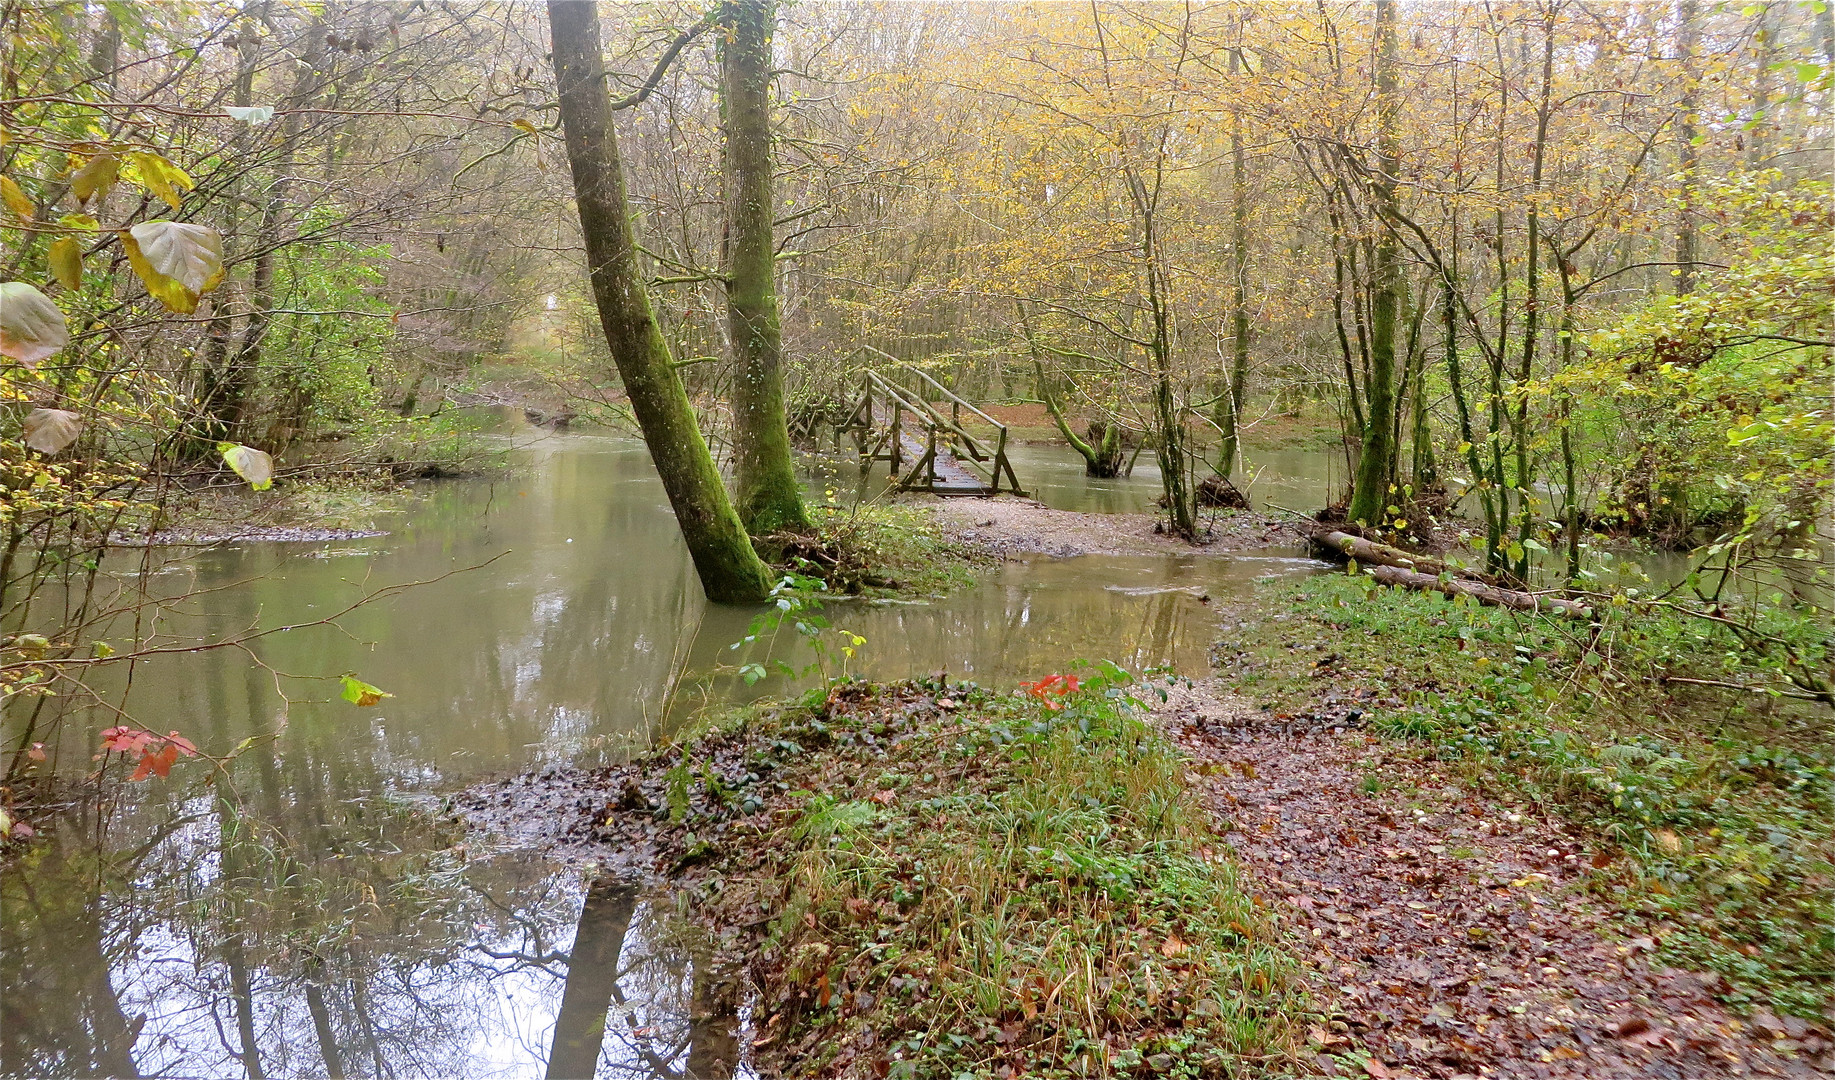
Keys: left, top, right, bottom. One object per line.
{"left": 896, "top": 363, "right": 1008, "bottom": 437}
{"left": 862, "top": 370, "right": 948, "bottom": 430}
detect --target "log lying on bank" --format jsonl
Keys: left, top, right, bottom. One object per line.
{"left": 1366, "top": 564, "right": 1592, "bottom": 618}
{"left": 1310, "top": 529, "right": 1592, "bottom": 618}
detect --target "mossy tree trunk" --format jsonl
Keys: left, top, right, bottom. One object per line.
{"left": 722, "top": 0, "right": 809, "bottom": 535}
{"left": 1347, "top": 0, "right": 1401, "bottom": 526}
{"left": 547, "top": 0, "right": 771, "bottom": 603}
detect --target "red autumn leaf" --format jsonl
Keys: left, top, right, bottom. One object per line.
{"left": 1362, "top": 1059, "right": 1392, "bottom": 1079}
{"left": 165, "top": 731, "right": 198, "bottom": 757}
{"left": 127, "top": 741, "right": 181, "bottom": 781}
{"left": 100, "top": 725, "right": 156, "bottom": 756}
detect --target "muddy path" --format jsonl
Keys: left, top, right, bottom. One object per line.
{"left": 922, "top": 493, "right": 1304, "bottom": 558}
{"left": 1155, "top": 679, "right": 1833, "bottom": 1080}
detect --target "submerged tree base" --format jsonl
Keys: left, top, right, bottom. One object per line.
{"left": 756, "top": 502, "right": 996, "bottom": 597}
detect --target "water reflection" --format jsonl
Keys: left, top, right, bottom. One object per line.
{"left": 2, "top": 816, "right": 748, "bottom": 1079}
{"left": 2, "top": 430, "right": 1327, "bottom": 1078}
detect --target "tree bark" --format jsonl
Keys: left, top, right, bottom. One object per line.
{"left": 1216, "top": 40, "right": 1250, "bottom": 480}
{"left": 1675, "top": 0, "right": 1701, "bottom": 296}
{"left": 721, "top": 0, "right": 809, "bottom": 534}
{"left": 548, "top": 0, "right": 772, "bottom": 603}
{"left": 1348, "top": 0, "right": 1401, "bottom": 525}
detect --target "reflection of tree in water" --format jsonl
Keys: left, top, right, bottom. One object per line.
{"left": 2, "top": 785, "right": 742, "bottom": 1080}
{"left": 542, "top": 879, "right": 740, "bottom": 1080}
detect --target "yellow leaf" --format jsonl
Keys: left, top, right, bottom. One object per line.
{"left": 69, "top": 152, "right": 118, "bottom": 205}
{"left": 48, "top": 236, "right": 81, "bottom": 291}
{"left": 125, "top": 151, "right": 194, "bottom": 210}
{"left": 0, "top": 175, "right": 33, "bottom": 220}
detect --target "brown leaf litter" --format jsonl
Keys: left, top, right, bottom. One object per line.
{"left": 1156, "top": 678, "right": 1833, "bottom": 1079}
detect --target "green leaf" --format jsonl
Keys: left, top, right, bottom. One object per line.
{"left": 218, "top": 442, "right": 274, "bottom": 490}
{"left": 340, "top": 675, "right": 391, "bottom": 708}
{"left": 48, "top": 236, "right": 81, "bottom": 291}
{"left": 0, "top": 281, "right": 68, "bottom": 367}
{"left": 22, "top": 408, "right": 82, "bottom": 455}
{"left": 121, "top": 221, "right": 225, "bottom": 313}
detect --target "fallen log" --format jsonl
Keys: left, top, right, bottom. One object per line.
{"left": 1309, "top": 529, "right": 1477, "bottom": 581}
{"left": 1365, "top": 564, "right": 1593, "bottom": 618}
{"left": 1308, "top": 529, "right": 1591, "bottom": 617}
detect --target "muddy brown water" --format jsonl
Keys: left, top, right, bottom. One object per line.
{"left": 2, "top": 429, "right": 1332, "bottom": 1078}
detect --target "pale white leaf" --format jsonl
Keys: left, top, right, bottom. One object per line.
{"left": 219, "top": 442, "right": 273, "bottom": 490}
{"left": 123, "top": 221, "right": 225, "bottom": 314}
{"left": 22, "top": 408, "right": 81, "bottom": 454}
{"left": 225, "top": 106, "right": 275, "bottom": 125}
{"left": 0, "top": 282, "right": 68, "bottom": 367}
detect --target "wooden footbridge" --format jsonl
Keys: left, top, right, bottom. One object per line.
{"left": 838, "top": 350, "right": 1026, "bottom": 497}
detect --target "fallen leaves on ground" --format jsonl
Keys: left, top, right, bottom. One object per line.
{"left": 1156, "top": 678, "right": 1833, "bottom": 1080}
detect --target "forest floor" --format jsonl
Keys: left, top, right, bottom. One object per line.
{"left": 1157, "top": 679, "right": 1831, "bottom": 1079}
{"left": 923, "top": 494, "right": 1305, "bottom": 557}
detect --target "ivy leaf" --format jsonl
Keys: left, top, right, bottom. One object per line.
{"left": 224, "top": 105, "right": 275, "bottom": 125}
{"left": 48, "top": 236, "right": 81, "bottom": 291}
{"left": 22, "top": 408, "right": 82, "bottom": 455}
{"left": 0, "top": 282, "right": 68, "bottom": 367}
{"left": 68, "top": 151, "right": 118, "bottom": 206}
{"left": 218, "top": 442, "right": 273, "bottom": 490}
{"left": 0, "top": 175, "right": 33, "bottom": 220}
{"left": 340, "top": 675, "right": 392, "bottom": 708}
{"left": 121, "top": 221, "right": 225, "bottom": 313}
{"left": 124, "top": 151, "right": 194, "bottom": 210}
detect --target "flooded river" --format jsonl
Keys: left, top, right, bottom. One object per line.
{"left": 2, "top": 429, "right": 1328, "bottom": 1078}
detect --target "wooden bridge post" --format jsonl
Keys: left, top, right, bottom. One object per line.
{"left": 890, "top": 402, "right": 902, "bottom": 477}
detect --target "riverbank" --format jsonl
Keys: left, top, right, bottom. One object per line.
{"left": 460, "top": 672, "right": 1310, "bottom": 1077}
{"left": 922, "top": 494, "right": 1305, "bottom": 558}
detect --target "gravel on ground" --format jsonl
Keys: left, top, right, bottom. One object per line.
{"left": 921, "top": 494, "right": 1305, "bottom": 558}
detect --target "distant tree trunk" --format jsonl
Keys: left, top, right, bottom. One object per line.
{"left": 1031, "top": 359, "right": 1122, "bottom": 477}
{"left": 1510, "top": 6, "right": 1557, "bottom": 580}
{"left": 547, "top": 0, "right": 772, "bottom": 603}
{"left": 1747, "top": 1, "right": 1775, "bottom": 170}
{"left": 1215, "top": 42, "right": 1250, "bottom": 480}
{"left": 228, "top": 9, "right": 327, "bottom": 448}
{"left": 1347, "top": 0, "right": 1401, "bottom": 526}
{"left": 721, "top": 0, "right": 809, "bottom": 535}
{"left": 85, "top": 7, "right": 120, "bottom": 86}
{"left": 1675, "top": 0, "right": 1700, "bottom": 296}
{"left": 191, "top": 6, "right": 264, "bottom": 456}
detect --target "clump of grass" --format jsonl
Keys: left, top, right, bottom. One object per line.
{"left": 763, "top": 501, "right": 992, "bottom": 597}
{"left": 716, "top": 666, "right": 1302, "bottom": 1078}
{"left": 1220, "top": 572, "right": 1834, "bottom": 1018}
